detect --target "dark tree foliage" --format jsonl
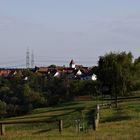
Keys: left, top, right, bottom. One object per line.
{"left": 132, "top": 56, "right": 140, "bottom": 90}
{"left": 0, "top": 71, "right": 46, "bottom": 117}
{"left": 0, "top": 100, "right": 7, "bottom": 118}
{"left": 43, "top": 78, "right": 69, "bottom": 106}
{"left": 69, "top": 80, "right": 99, "bottom": 96}
{"left": 97, "top": 52, "right": 134, "bottom": 107}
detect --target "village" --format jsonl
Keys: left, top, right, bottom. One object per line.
{"left": 0, "top": 59, "right": 97, "bottom": 81}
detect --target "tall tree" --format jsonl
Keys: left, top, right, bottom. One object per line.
{"left": 132, "top": 56, "right": 140, "bottom": 90}
{"left": 0, "top": 100, "right": 7, "bottom": 118}
{"left": 97, "top": 52, "right": 133, "bottom": 107}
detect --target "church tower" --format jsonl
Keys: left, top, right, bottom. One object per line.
{"left": 69, "top": 59, "right": 76, "bottom": 68}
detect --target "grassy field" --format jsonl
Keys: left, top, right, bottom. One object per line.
{"left": 0, "top": 100, "right": 140, "bottom": 140}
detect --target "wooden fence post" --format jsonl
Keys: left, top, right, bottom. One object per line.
{"left": 75, "top": 120, "right": 80, "bottom": 133}
{"left": 0, "top": 124, "right": 5, "bottom": 136}
{"left": 93, "top": 116, "right": 99, "bottom": 131}
{"left": 59, "top": 120, "right": 63, "bottom": 133}
{"left": 93, "top": 104, "right": 100, "bottom": 131}
{"left": 96, "top": 104, "right": 100, "bottom": 121}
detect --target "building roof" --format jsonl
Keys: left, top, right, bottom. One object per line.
{"left": 37, "top": 67, "right": 48, "bottom": 73}
{"left": 0, "top": 70, "right": 11, "bottom": 77}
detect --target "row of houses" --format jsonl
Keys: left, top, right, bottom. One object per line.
{"left": 0, "top": 59, "right": 97, "bottom": 81}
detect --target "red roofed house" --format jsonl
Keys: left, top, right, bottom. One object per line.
{"left": 0, "top": 70, "right": 11, "bottom": 77}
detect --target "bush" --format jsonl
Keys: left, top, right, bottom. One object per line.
{"left": 0, "top": 100, "right": 7, "bottom": 118}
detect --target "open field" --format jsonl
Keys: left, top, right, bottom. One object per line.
{"left": 0, "top": 100, "right": 140, "bottom": 140}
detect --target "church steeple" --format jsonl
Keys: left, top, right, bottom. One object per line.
{"left": 69, "top": 59, "right": 76, "bottom": 68}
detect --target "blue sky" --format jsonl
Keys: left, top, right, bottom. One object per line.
{"left": 0, "top": 0, "right": 140, "bottom": 67}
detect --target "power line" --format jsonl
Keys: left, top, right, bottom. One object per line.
{"left": 0, "top": 59, "right": 25, "bottom": 65}
{"left": 0, "top": 64, "right": 26, "bottom": 68}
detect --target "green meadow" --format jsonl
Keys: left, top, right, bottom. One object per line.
{"left": 0, "top": 100, "right": 140, "bottom": 140}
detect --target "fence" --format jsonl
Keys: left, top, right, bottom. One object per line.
{"left": 0, "top": 105, "right": 100, "bottom": 136}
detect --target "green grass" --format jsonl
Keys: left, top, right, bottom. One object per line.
{"left": 0, "top": 100, "right": 140, "bottom": 140}
{"left": 5, "top": 101, "right": 97, "bottom": 122}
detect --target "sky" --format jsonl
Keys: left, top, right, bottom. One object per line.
{"left": 0, "top": 0, "right": 140, "bottom": 67}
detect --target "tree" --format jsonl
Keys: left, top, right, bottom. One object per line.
{"left": 0, "top": 100, "right": 7, "bottom": 118}
{"left": 48, "top": 65, "right": 56, "bottom": 68}
{"left": 43, "top": 78, "right": 68, "bottom": 106}
{"left": 22, "top": 84, "right": 44, "bottom": 108}
{"left": 132, "top": 56, "right": 140, "bottom": 90}
{"left": 97, "top": 52, "right": 133, "bottom": 107}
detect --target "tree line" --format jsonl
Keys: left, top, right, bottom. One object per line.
{"left": 0, "top": 51, "right": 140, "bottom": 117}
